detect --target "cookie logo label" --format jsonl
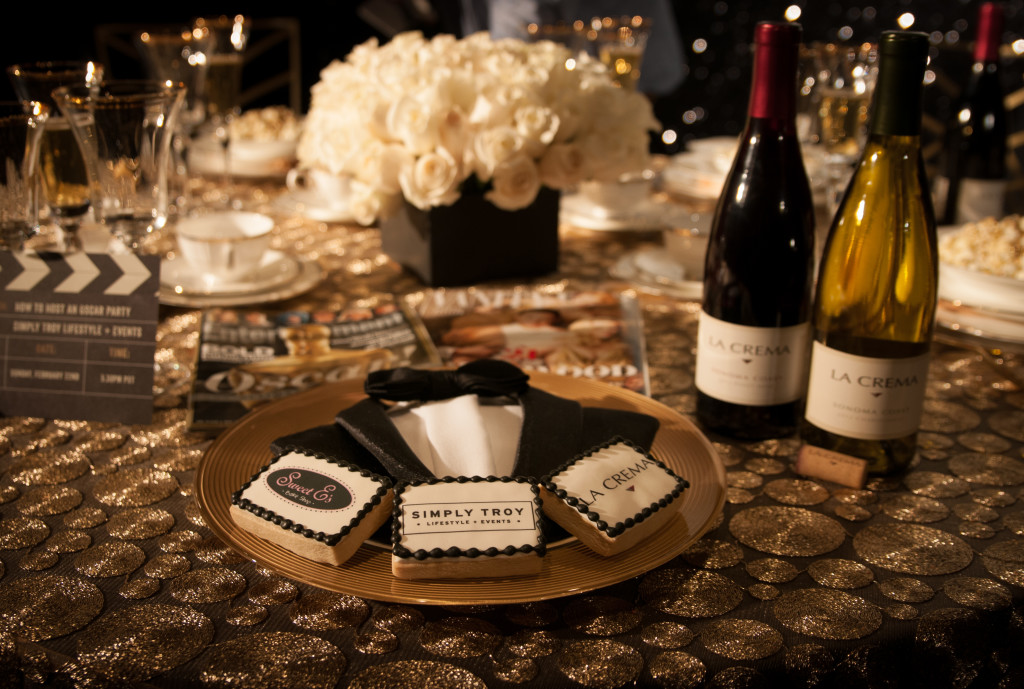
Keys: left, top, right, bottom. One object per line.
{"left": 403, "top": 500, "right": 536, "bottom": 535}
{"left": 266, "top": 468, "right": 352, "bottom": 511}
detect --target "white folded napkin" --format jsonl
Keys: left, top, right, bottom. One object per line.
{"left": 389, "top": 395, "right": 524, "bottom": 478}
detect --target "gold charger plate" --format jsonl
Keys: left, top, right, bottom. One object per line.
{"left": 195, "top": 372, "right": 726, "bottom": 605}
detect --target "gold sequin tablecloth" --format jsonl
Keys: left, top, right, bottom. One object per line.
{"left": 2, "top": 198, "right": 1024, "bottom": 688}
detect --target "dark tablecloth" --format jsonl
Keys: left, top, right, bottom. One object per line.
{"left": 2, "top": 195, "right": 1023, "bottom": 689}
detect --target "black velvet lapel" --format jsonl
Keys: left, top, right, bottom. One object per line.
{"left": 269, "top": 423, "right": 392, "bottom": 477}
{"left": 512, "top": 388, "right": 582, "bottom": 478}
{"left": 580, "top": 407, "right": 660, "bottom": 452}
{"left": 334, "top": 399, "right": 435, "bottom": 481}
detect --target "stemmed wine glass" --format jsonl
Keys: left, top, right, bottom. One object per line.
{"left": 192, "top": 14, "right": 250, "bottom": 206}
{"left": 135, "top": 26, "right": 212, "bottom": 214}
{"left": 7, "top": 60, "right": 103, "bottom": 251}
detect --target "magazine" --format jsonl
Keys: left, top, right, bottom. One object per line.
{"left": 404, "top": 283, "right": 651, "bottom": 395}
{"left": 188, "top": 295, "right": 441, "bottom": 430}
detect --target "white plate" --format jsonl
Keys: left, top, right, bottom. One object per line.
{"left": 161, "top": 249, "right": 299, "bottom": 296}
{"left": 610, "top": 247, "right": 704, "bottom": 300}
{"left": 661, "top": 153, "right": 729, "bottom": 202}
{"left": 939, "top": 262, "right": 1024, "bottom": 316}
{"left": 560, "top": 193, "right": 699, "bottom": 231}
{"left": 160, "top": 251, "right": 324, "bottom": 308}
{"left": 189, "top": 136, "right": 297, "bottom": 179}
{"left": 272, "top": 190, "right": 355, "bottom": 223}
{"left": 662, "top": 140, "right": 833, "bottom": 204}
{"left": 936, "top": 224, "right": 1024, "bottom": 346}
{"left": 938, "top": 226, "right": 1024, "bottom": 317}
{"left": 936, "top": 300, "right": 1024, "bottom": 347}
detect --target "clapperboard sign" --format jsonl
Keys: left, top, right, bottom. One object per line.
{"left": 0, "top": 250, "right": 160, "bottom": 424}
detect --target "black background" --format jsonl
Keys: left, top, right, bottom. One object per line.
{"left": 3, "top": 0, "right": 1022, "bottom": 156}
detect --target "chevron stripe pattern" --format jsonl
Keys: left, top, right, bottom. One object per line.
{"left": 0, "top": 251, "right": 159, "bottom": 296}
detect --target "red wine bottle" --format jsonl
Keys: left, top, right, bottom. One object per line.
{"left": 694, "top": 21, "right": 815, "bottom": 440}
{"left": 940, "top": 1, "right": 1007, "bottom": 225}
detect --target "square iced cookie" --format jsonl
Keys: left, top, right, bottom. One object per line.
{"left": 392, "top": 476, "right": 546, "bottom": 580}
{"left": 540, "top": 437, "right": 688, "bottom": 556}
{"left": 230, "top": 449, "right": 392, "bottom": 566}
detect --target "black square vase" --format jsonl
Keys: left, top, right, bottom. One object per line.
{"left": 380, "top": 187, "right": 560, "bottom": 287}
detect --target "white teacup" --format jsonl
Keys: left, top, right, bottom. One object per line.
{"left": 176, "top": 211, "right": 274, "bottom": 284}
{"left": 286, "top": 167, "right": 351, "bottom": 207}
{"left": 578, "top": 172, "right": 652, "bottom": 213}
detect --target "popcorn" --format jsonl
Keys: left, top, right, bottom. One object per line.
{"left": 939, "top": 215, "right": 1024, "bottom": 280}
{"left": 229, "top": 106, "right": 301, "bottom": 142}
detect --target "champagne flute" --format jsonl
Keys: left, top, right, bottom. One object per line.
{"left": 814, "top": 43, "right": 877, "bottom": 216}
{"left": 590, "top": 16, "right": 649, "bottom": 91}
{"left": 7, "top": 60, "right": 103, "bottom": 251}
{"left": 192, "top": 15, "right": 249, "bottom": 207}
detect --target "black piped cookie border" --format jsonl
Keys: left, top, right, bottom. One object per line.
{"left": 392, "top": 475, "right": 547, "bottom": 561}
{"left": 541, "top": 435, "right": 689, "bottom": 539}
{"left": 231, "top": 448, "right": 392, "bottom": 547}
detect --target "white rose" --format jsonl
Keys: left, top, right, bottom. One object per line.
{"left": 551, "top": 94, "right": 585, "bottom": 143}
{"left": 351, "top": 141, "right": 411, "bottom": 195}
{"left": 349, "top": 182, "right": 385, "bottom": 226}
{"left": 297, "top": 114, "right": 364, "bottom": 175}
{"left": 385, "top": 94, "right": 440, "bottom": 156}
{"left": 399, "top": 148, "right": 462, "bottom": 210}
{"left": 471, "top": 125, "right": 522, "bottom": 180}
{"left": 514, "top": 103, "right": 559, "bottom": 158}
{"left": 437, "top": 72, "right": 477, "bottom": 114}
{"left": 538, "top": 142, "right": 586, "bottom": 189}
{"left": 468, "top": 90, "right": 514, "bottom": 130}
{"left": 486, "top": 153, "right": 541, "bottom": 210}
{"left": 438, "top": 107, "right": 471, "bottom": 165}
{"left": 578, "top": 126, "right": 650, "bottom": 182}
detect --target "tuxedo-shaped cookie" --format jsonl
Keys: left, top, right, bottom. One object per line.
{"left": 271, "top": 360, "right": 660, "bottom": 483}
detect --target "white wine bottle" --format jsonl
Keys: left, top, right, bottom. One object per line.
{"left": 801, "top": 31, "right": 937, "bottom": 475}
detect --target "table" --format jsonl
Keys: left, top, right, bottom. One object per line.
{"left": 1, "top": 185, "right": 1023, "bottom": 689}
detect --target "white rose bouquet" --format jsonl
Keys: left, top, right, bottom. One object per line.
{"left": 297, "top": 31, "right": 660, "bottom": 225}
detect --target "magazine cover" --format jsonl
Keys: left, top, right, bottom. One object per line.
{"left": 404, "top": 283, "right": 651, "bottom": 394}
{"left": 189, "top": 296, "right": 441, "bottom": 430}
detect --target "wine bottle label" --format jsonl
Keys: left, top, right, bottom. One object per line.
{"left": 804, "top": 342, "right": 930, "bottom": 440}
{"left": 695, "top": 312, "right": 811, "bottom": 406}
{"left": 955, "top": 178, "right": 1006, "bottom": 224}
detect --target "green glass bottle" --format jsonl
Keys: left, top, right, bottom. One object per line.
{"left": 801, "top": 31, "right": 937, "bottom": 475}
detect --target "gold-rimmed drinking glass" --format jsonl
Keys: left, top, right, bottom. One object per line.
{"left": 7, "top": 60, "right": 103, "bottom": 251}
{"left": 54, "top": 80, "right": 185, "bottom": 254}
{"left": 0, "top": 100, "right": 48, "bottom": 250}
